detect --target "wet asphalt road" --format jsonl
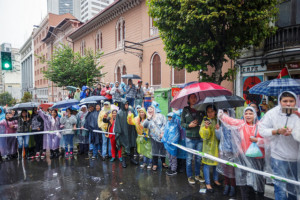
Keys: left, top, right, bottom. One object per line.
{"left": 0, "top": 154, "right": 272, "bottom": 200}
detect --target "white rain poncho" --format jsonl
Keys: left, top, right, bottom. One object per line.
{"left": 259, "top": 91, "right": 300, "bottom": 198}
{"left": 218, "top": 106, "right": 265, "bottom": 193}
{"left": 75, "top": 106, "right": 89, "bottom": 144}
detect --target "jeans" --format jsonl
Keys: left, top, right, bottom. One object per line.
{"left": 17, "top": 135, "right": 29, "bottom": 148}
{"left": 167, "top": 152, "right": 177, "bottom": 171}
{"left": 186, "top": 137, "right": 203, "bottom": 178}
{"left": 34, "top": 134, "right": 44, "bottom": 152}
{"left": 126, "top": 97, "right": 135, "bottom": 108}
{"left": 93, "top": 144, "right": 101, "bottom": 157}
{"left": 63, "top": 134, "right": 74, "bottom": 152}
{"left": 102, "top": 134, "right": 112, "bottom": 157}
{"left": 271, "top": 157, "right": 297, "bottom": 200}
{"left": 203, "top": 164, "right": 218, "bottom": 185}
{"left": 143, "top": 156, "right": 152, "bottom": 165}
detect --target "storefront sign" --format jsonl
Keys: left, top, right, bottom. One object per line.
{"left": 171, "top": 87, "right": 182, "bottom": 97}
{"left": 267, "top": 62, "right": 300, "bottom": 71}
{"left": 241, "top": 65, "right": 267, "bottom": 73}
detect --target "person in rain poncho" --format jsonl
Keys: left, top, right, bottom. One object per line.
{"left": 114, "top": 100, "right": 138, "bottom": 168}
{"left": 143, "top": 104, "right": 167, "bottom": 171}
{"left": 249, "top": 102, "right": 264, "bottom": 120}
{"left": 173, "top": 109, "right": 187, "bottom": 173}
{"left": 38, "top": 108, "right": 61, "bottom": 159}
{"left": 134, "top": 105, "right": 141, "bottom": 116}
{"left": 76, "top": 105, "right": 89, "bottom": 155}
{"left": 111, "top": 81, "right": 124, "bottom": 108}
{"left": 31, "top": 107, "right": 44, "bottom": 159}
{"left": 17, "top": 110, "right": 31, "bottom": 159}
{"left": 60, "top": 108, "right": 77, "bottom": 158}
{"left": 0, "top": 111, "right": 18, "bottom": 161}
{"left": 0, "top": 106, "right": 6, "bottom": 160}
{"left": 127, "top": 107, "right": 151, "bottom": 169}
{"left": 218, "top": 106, "right": 265, "bottom": 200}
{"left": 80, "top": 86, "right": 91, "bottom": 100}
{"left": 103, "top": 108, "right": 122, "bottom": 162}
{"left": 98, "top": 101, "right": 112, "bottom": 160}
{"left": 199, "top": 105, "right": 221, "bottom": 192}
{"left": 259, "top": 91, "right": 300, "bottom": 200}
{"left": 181, "top": 94, "right": 205, "bottom": 184}
{"left": 162, "top": 112, "right": 180, "bottom": 176}
{"left": 74, "top": 88, "right": 81, "bottom": 101}
{"left": 215, "top": 109, "right": 236, "bottom": 197}
{"left": 85, "top": 104, "right": 101, "bottom": 159}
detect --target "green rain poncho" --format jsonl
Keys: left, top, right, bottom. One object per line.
{"left": 114, "top": 100, "right": 137, "bottom": 154}
{"left": 199, "top": 117, "right": 219, "bottom": 166}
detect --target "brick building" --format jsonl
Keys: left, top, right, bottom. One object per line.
{"left": 68, "top": 0, "right": 233, "bottom": 91}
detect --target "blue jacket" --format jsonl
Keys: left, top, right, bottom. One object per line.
{"left": 161, "top": 113, "right": 180, "bottom": 156}
{"left": 0, "top": 107, "right": 5, "bottom": 121}
{"left": 173, "top": 109, "right": 186, "bottom": 159}
{"left": 80, "top": 86, "right": 87, "bottom": 100}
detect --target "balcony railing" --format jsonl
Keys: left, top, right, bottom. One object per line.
{"left": 265, "top": 25, "right": 300, "bottom": 51}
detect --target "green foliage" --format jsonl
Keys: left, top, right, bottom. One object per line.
{"left": 0, "top": 92, "right": 14, "bottom": 106}
{"left": 148, "top": 0, "right": 278, "bottom": 84}
{"left": 21, "top": 92, "right": 32, "bottom": 103}
{"left": 38, "top": 44, "right": 106, "bottom": 88}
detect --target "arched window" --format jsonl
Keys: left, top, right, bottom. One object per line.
{"left": 122, "top": 65, "right": 127, "bottom": 84}
{"left": 115, "top": 60, "right": 126, "bottom": 84}
{"left": 80, "top": 40, "right": 86, "bottom": 56}
{"left": 116, "top": 17, "right": 125, "bottom": 49}
{"left": 173, "top": 68, "right": 186, "bottom": 84}
{"left": 151, "top": 53, "right": 161, "bottom": 86}
{"left": 96, "top": 31, "right": 103, "bottom": 50}
{"left": 116, "top": 67, "right": 121, "bottom": 83}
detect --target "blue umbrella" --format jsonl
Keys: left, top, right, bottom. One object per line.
{"left": 80, "top": 96, "right": 107, "bottom": 103}
{"left": 79, "top": 101, "right": 97, "bottom": 106}
{"left": 249, "top": 78, "right": 300, "bottom": 96}
{"left": 12, "top": 102, "right": 40, "bottom": 110}
{"left": 52, "top": 99, "right": 80, "bottom": 109}
{"left": 177, "top": 81, "right": 198, "bottom": 89}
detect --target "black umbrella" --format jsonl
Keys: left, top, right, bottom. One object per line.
{"left": 52, "top": 99, "right": 80, "bottom": 109}
{"left": 193, "top": 95, "right": 245, "bottom": 111}
{"left": 12, "top": 102, "right": 40, "bottom": 110}
{"left": 121, "top": 74, "right": 141, "bottom": 79}
{"left": 80, "top": 96, "right": 107, "bottom": 103}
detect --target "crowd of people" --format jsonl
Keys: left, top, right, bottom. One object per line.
{"left": 1, "top": 79, "right": 300, "bottom": 200}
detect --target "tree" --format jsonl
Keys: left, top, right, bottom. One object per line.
{"left": 0, "top": 92, "right": 14, "bottom": 106}
{"left": 39, "top": 44, "right": 106, "bottom": 88}
{"left": 21, "top": 92, "right": 32, "bottom": 103}
{"left": 148, "top": 0, "right": 278, "bottom": 84}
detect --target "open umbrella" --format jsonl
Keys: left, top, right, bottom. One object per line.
{"left": 193, "top": 95, "right": 245, "bottom": 111}
{"left": 121, "top": 74, "right": 141, "bottom": 79}
{"left": 80, "top": 96, "right": 107, "bottom": 103}
{"left": 249, "top": 78, "right": 300, "bottom": 96}
{"left": 79, "top": 101, "right": 97, "bottom": 106}
{"left": 170, "top": 82, "right": 232, "bottom": 109}
{"left": 66, "top": 86, "right": 77, "bottom": 92}
{"left": 12, "top": 102, "right": 40, "bottom": 110}
{"left": 52, "top": 99, "right": 79, "bottom": 109}
{"left": 40, "top": 103, "right": 54, "bottom": 111}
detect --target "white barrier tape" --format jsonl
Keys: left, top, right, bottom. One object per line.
{"left": 92, "top": 130, "right": 115, "bottom": 135}
{"left": 0, "top": 128, "right": 84, "bottom": 137}
{"left": 172, "top": 143, "right": 300, "bottom": 186}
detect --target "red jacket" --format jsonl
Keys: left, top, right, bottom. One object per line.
{"left": 101, "top": 87, "right": 112, "bottom": 100}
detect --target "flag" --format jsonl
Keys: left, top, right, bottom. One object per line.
{"left": 277, "top": 67, "right": 290, "bottom": 79}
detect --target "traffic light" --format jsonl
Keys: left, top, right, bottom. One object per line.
{"left": 1, "top": 51, "right": 12, "bottom": 71}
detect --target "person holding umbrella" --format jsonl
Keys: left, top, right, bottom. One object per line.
{"left": 181, "top": 94, "right": 205, "bottom": 184}
{"left": 125, "top": 79, "right": 136, "bottom": 107}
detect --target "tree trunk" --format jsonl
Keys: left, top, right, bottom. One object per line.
{"left": 214, "top": 60, "right": 223, "bottom": 85}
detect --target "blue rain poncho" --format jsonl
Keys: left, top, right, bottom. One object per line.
{"left": 162, "top": 112, "right": 180, "bottom": 156}
{"left": 173, "top": 109, "right": 186, "bottom": 159}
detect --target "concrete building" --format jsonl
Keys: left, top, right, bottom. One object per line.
{"left": 42, "top": 18, "right": 82, "bottom": 102}
{"left": 80, "top": 0, "right": 114, "bottom": 22}
{"left": 235, "top": 0, "right": 300, "bottom": 104}
{"left": 0, "top": 43, "right": 22, "bottom": 100}
{"left": 47, "top": 0, "right": 81, "bottom": 20}
{"left": 33, "top": 13, "right": 76, "bottom": 103}
{"left": 68, "top": 0, "right": 234, "bottom": 91}
{"left": 20, "top": 34, "right": 35, "bottom": 100}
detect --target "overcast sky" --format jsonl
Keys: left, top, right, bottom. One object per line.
{"left": 0, "top": 0, "right": 47, "bottom": 49}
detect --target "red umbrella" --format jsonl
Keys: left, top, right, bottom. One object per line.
{"left": 170, "top": 82, "right": 232, "bottom": 109}
{"left": 40, "top": 103, "right": 54, "bottom": 111}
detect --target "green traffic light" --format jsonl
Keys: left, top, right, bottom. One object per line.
{"left": 4, "top": 63, "right": 10, "bottom": 68}
{"left": 1, "top": 51, "right": 12, "bottom": 70}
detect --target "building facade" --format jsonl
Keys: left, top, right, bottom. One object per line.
{"left": 69, "top": 0, "right": 233, "bottom": 91}
{"left": 80, "top": 0, "right": 113, "bottom": 22}
{"left": 42, "top": 18, "right": 82, "bottom": 102}
{"left": 235, "top": 0, "right": 300, "bottom": 104}
{"left": 33, "top": 13, "right": 76, "bottom": 103}
{"left": 47, "top": 0, "right": 81, "bottom": 20}
{"left": 20, "top": 34, "right": 35, "bottom": 99}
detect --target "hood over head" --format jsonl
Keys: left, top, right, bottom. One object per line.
{"left": 138, "top": 107, "right": 147, "bottom": 119}
{"left": 151, "top": 101, "right": 161, "bottom": 113}
{"left": 278, "top": 91, "right": 298, "bottom": 108}
{"left": 102, "top": 101, "right": 111, "bottom": 112}
{"left": 243, "top": 106, "right": 258, "bottom": 124}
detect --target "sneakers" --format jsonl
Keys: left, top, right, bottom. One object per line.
{"left": 188, "top": 177, "right": 196, "bottom": 185}
{"left": 41, "top": 152, "right": 46, "bottom": 159}
{"left": 110, "top": 158, "right": 115, "bottom": 162}
{"left": 35, "top": 152, "right": 40, "bottom": 158}
{"left": 195, "top": 175, "right": 205, "bottom": 183}
{"left": 92, "top": 156, "right": 96, "bottom": 160}
{"left": 147, "top": 164, "right": 152, "bottom": 169}
{"left": 140, "top": 163, "right": 147, "bottom": 168}
{"left": 119, "top": 157, "right": 123, "bottom": 162}
{"left": 166, "top": 169, "right": 177, "bottom": 176}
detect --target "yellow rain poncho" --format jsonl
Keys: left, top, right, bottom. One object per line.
{"left": 199, "top": 117, "right": 219, "bottom": 166}
{"left": 127, "top": 108, "right": 152, "bottom": 158}
{"left": 98, "top": 102, "right": 111, "bottom": 131}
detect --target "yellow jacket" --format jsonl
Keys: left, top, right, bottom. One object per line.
{"left": 127, "top": 113, "right": 148, "bottom": 136}
{"left": 98, "top": 110, "right": 110, "bottom": 131}
{"left": 199, "top": 117, "right": 219, "bottom": 166}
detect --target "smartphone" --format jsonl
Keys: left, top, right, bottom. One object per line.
{"left": 282, "top": 107, "right": 298, "bottom": 115}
